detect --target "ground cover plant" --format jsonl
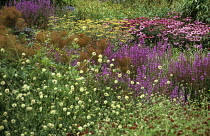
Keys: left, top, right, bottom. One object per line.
{"left": 0, "top": 0, "right": 210, "bottom": 135}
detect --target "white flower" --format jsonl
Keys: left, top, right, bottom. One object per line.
{"left": 22, "top": 84, "right": 30, "bottom": 91}
{"left": 78, "top": 100, "right": 83, "bottom": 105}
{"left": 42, "top": 68, "right": 46, "bottom": 72}
{"left": 114, "top": 80, "right": 118, "bottom": 84}
{"left": 56, "top": 73, "right": 61, "bottom": 77}
{"left": 59, "top": 124, "right": 63, "bottom": 128}
{"left": 154, "top": 79, "right": 158, "bottom": 83}
{"left": 87, "top": 115, "right": 91, "bottom": 120}
{"left": 77, "top": 62, "right": 80, "bottom": 66}
{"left": 52, "top": 80, "right": 57, "bottom": 84}
{"left": 78, "top": 126, "right": 83, "bottom": 131}
{"left": 33, "top": 77, "right": 36, "bottom": 80}
{"left": 126, "top": 70, "right": 130, "bottom": 74}
{"left": 31, "top": 99, "right": 36, "bottom": 104}
{"left": 125, "top": 96, "right": 129, "bottom": 100}
{"left": 67, "top": 112, "right": 70, "bottom": 115}
{"left": 166, "top": 81, "right": 171, "bottom": 84}
{"left": 80, "top": 87, "right": 84, "bottom": 92}
{"left": 118, "top": 73, "right": 122, "bottom": 77}
{"left": 140, "top": 94, "right": 145, "bottom": 99}
{"left": 47, "top": 123, "right": 54, "bottom": 128}
{"left": 1, "top": 81, "right": 5, "bottom": 85}
{"left": 98, "top": 58, "right": 102, "bottom": 63}
{"left": 22, "top": 53, "right": 26, "bottom": 56}
{"left": 158, "top": 65, "right": 162, "bottom": 70}
{"left": 98, "top": 54, "right": 103, "bottom": 58}
{"left": 12, "top": 103, "right": 17, "bottom": 108}
{"left": 92, "top": 52, "right": 96, "bottom": 56}
{"left": 141, "top": 87, "right": 144, "bottom": 89}
{"left": 26, "top": 59, "right": 30, "bottom": 63}
{"left": 26, "top": 107, "right": 33, "bottom": 111}
{"left": 11, "top": 119, "right": 16, "bottom": 123}
{"left": 0, "top": 125, "right": 4, "bottom": 131}
{"left": 73, "top": 38, "right": 78, "bottom": 42}
{"left": 63, "top": 107, "right": 67, "bottom": 112}
{"left": 107, "top": 60, "right": 110, "bottom": 63}
{"left": 104, "top": 100, "right": 108, "bottom": 104}
{"left": 130, "top": 81, "right": 135, "bottom": 84}
{"left": 1, "top": 48, "right": 5, "bottom": 53}
{"left": 104, "top": 93, "right": 109, "bottom": 96}
{"left": 5, "top": 88, "right": 9, "bottom": 93}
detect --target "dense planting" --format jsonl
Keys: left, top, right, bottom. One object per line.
{"left": 0, "top": 0, "right": 210, "bottom": 135}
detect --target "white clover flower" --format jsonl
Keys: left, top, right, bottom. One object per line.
{"left": 107, "top": 60, "right": 110, "bottom": 63}
{"left": 98, "top": 54, "right": 103, "bottom": 58}
{"left": 1, "top": 81, "right": 6, "bottom": 85}
{"left": 12, "top": 103, "right": 17, "bottom": 108}
{"left": 11, "top": 119, "right": 16, "bottom": 123}
{"left": 87, "top": 115, "right": 91, "bottom": 120}
{"left": 112, "top": 59, "right": 115, "bottom": 61}
{"left": 118, "top": 125, "right": 122, "bottom": 129}
{"left": 104, "top": 100, "right": 108, "bottom": 104}
{"left": 52, "top": 80, "right": 57, "bottom": 84}
{"left": 51, "top": 73, "right": 55, "bottom": 76}
{"left": 94, "top": 69, "right": 99, "bottom": 73}
{"left": 79, "top": 70, "right": 84, "bottom": 73}
{"left": 110, "top": 63, "right": 114, "bottom": 67}
{"left": 73, "top": 38, "right": 79, "bottom": 42}
{"left": 22, "top": 53, "right": 26, "bottom": 56}
{"left": 78, "top": 100, "right": 83, "bottom": 105}
{"left": 136, "top": 82, "right": 140, "bottom": 85}
{"left": 126, "top": 70, "right": 130, "bottom": 74}
{"left": 43, "top": 86, "right": 48, "bottom": 89}
{"left": 116, "top": 104, "right": 121, "bottom": 108}
{"left": 118, "top": 73, "right": 122, "bottom": 77}
{"left": 104, "top": 93, "right": 109, "bottom": 96}
{"left": 33, "top": 77, "right": 36, "bottom": 80}
{"left": 117, "top": 96, "right": 121, "bottom": 99}
{"left": 39, "top": 107, "right": 42, "bottom": 112}
{"left": 26, "top": 107, "right": 33, "bottom": 111}
{"left": 42, "top": 125, "right": 47, "bottom": 130}
{"left": 140, "top": 94, "right": 145, "bottom": 99}
{"left": 141, "top": 87, "right": 144, "bottom": 89}
{"left": 26, "top": 59, "right": 30, "bottom": 63}
{"left": 42, "top": 68, "right": 46, "bottom": 73}
{"left": 116, "top": 111, "right": 119, "bottom": 115}
{"left": 22, "top": 84, "right": 30, "bottom": 91}
{"left": 30, "top": 132, "right": 34, "bottom": 135}
{"left": 31, "top": 99, "right": 36, "bottom": 104}
{"left": 67, "top": 112, "right": 70, "bottom": 115}
{"left": 154, "top": 79, "right": 158, "bottom": 83}
{"left": 59, "top": 102, "right": 64, "bottom": 106}
{"left": 170, "top": 74, "right": 173, "bottom": 77}
{"left": 82, "top": 26, "right": 87, "bottom": 30}
{"left": 92, "top": 52, "right": 96, "bottom": 56}
{"left": 3, "top": 112, "right": 7, "bottom": 116}
{"left": 63, "top": 107, "right": 67, "bottom": 112}
{"left": 47, "top": 123, "right": 54, "bottom": 128}
{"left": 130, "top": 81, "right": 135, "bottom": 84}
{"left": 1, "top": 48, "right": 5, "bottom": 53}
{"left": 5, "top": 88, "right": 9, "bottom": 93}
{"left": 56, "top": 73, "right": 62, "bottom": 77}
{"left": 0, "top": 125, "right": 4, "bottom": 131}
{"left": 114, "top": 80, "right": 118, "bottom": 84}
{"left": 125, "top": 96, "right": 129, "bottom": 100}
{"left": 79, "top": 87, "right": 84, "bottom": 92}
{"left": 98, "top": 58, "right": 102, "bottom": 63}
{"left": 158, "top": 65, "right": 162, "bottom": 70}
{"left": 78, "top": 126, "right": 83, "bottom": 131}
{"left": 166, "top": 81, "right": 171, "bottom": 84}
{"left": 59, "top": 124, "right": 63, "bottom": 128}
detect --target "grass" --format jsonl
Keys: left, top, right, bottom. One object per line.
{"left": 0, "top": 0, "right": 210, "bottom": 135}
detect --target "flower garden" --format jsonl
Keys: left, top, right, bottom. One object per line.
{"left": 0, "top": 0, "right": 210, "bottom": 135}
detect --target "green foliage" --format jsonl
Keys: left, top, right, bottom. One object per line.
{"left": 178, "top": 0, "right": 210, "bottom": 24}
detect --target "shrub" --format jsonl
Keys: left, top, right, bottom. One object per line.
{"left": 7, "top": 0, "right": 55, "bottom": 29}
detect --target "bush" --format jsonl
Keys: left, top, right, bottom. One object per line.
{"left": 7, "top": 0, "right": 55, "bottom": 29}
